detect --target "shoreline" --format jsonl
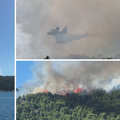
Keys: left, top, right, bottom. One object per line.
{"left": 0, "top": 90, "right": 14, "bottom": 92}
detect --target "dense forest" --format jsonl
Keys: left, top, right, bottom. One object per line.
{"left": 16, "top": 88, "right": 120, "bottom": 120}
{"left": 0, "top": 75, "right": 14, "bottom": 91}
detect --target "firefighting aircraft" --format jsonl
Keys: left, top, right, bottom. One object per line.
{"left": 47, "top": 26, "right": 67, "bottom": 35}
{"left": 47, "top": 26, "right": 91, "bottom": 44}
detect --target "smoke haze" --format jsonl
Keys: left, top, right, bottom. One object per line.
{"left": 16, "top": 0, "right": 120, "bottom": 59}
{"left": 17, "top": 61, "right": 120, "bottom": 97}
{"left": 55, "top": 33, "right": 90, "bottom": 44}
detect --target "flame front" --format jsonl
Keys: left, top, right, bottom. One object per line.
{"left": 44, "top": 82, "right": 49, "bottom": 93}
{"left": 73, "top": 86, "right": 84, "bottom": 93}
{"left": 44, "top": 90, "right": 48, "bottom": 93}
{"left": 43, "top": 84, "right": 94, "bottom": 95}
{"left": 63, "top": 91, "right": 67, "bottom": 96}
{"left": 62, "top": 86, "right": 84, "bottom": 96}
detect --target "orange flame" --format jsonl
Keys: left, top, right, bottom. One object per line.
{"left": 73, "top": 86, "right": 84, "bottom": 93}
{"left": 87, "top": 88, "right": 95, "bottom": 93}
{"left": 63, "top": 91, "right": 67, "bottom": 96}
{"left": 42, "top": 84, "right": 95, "bottom": 95}
{"left": 44, "top": 90, "right": 48, "bottom": 93}
{"left": 62, "top": 86, "right": 84, "bottom": 96}
{"left": 43, "top": 82, "right": 49, "bottom": 93}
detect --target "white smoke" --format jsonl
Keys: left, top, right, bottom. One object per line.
{"left": 17, "top": 61, "right": 120, "bottom": 97}
{"left": 16, "top": 0, "right": 120, "bottom": 58}
{"left": 106, "top": 77, "right": 120, "bottom": 91}
{"left": 16, "top": 24, "right": 33, "bottom": 58}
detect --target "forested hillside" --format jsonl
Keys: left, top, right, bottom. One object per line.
{"left": 16, "top": 89, "right": 120, "bottom": 120}
{"left": 0, "top": 76, "right": 14, "bottom": 91}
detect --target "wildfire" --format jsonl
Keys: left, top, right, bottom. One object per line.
{"left": 62, "top": 86, "right": 84, "bottom": 96}
{"left": 43, "top": 82, "right": 49, "bottom": 93}
{"left": 73, "top": 86, "right": 84, "bottom": 93}
{"left": 87, "top": 88, "right": 95, "bottom": 93}
{"left": 42, "top": 84, "right": 95, "bottom": 95}
{"left": 63, "top": 91, "right": 67, "bottom": 96}
{"left": 44, "top": 90, "right": 48, "bottom": 93}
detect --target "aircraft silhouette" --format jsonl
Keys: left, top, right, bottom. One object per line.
{"left": 47, "top": 26, "right": 67, "bottom": 35}
{"left": 47, "top": 26, "right": 92, "bottom": 44}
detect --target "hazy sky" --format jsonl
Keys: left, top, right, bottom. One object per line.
{"left": 16, "top": 0, "right": 120, "bottom": 59}
{"left": 16, "top": 61, "right": 120, "bottom": 97}
{"left": 0, "top": 0, "right": 14, "bottom": 75}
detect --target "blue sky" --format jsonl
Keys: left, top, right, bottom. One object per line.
{"left": 16, "top": 61, "right": 34, "bottom": 88}
{"left": 0, "top": 0, "right": 14, "bottom": 75}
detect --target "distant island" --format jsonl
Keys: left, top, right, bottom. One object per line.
{"left": 0, "top": 75, "right": 14, "bottom": 91}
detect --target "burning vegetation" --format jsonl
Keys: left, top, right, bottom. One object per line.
{"left": 43, "top": 85, "right": 95, "bottom": 96}
{"left": 17, "top": 88, "right": 120, "bottom": 120}
{"left": 16, "top": 61, "right": 120, "bottom": 119}
{"left": 73, "top": 86, "right": 84, "bottom": 93}
{"left": 16, "top": 61, "right": 120, "bottom": 97}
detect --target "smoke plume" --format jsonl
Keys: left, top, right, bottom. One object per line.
{"left": 16, "top": 0, "right": 120, "bottom": 59}
{"left": 55, "top": 33, "right": 90, "bottom": 44}
{"left": 17, "top": 61, "right": 120, "bottom": 97}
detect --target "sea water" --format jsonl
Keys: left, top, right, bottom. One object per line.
{"left": 0, "top": 92, "right": 14, "bottom": 120}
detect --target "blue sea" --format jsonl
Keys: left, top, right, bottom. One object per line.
{"left": 0, "top": 92, "right": 14, "bottom": 120}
